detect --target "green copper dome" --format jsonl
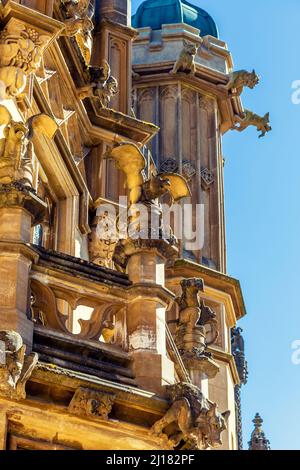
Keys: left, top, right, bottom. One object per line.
{"left": 132, "top": 0, "right": 218, "bottom": 37}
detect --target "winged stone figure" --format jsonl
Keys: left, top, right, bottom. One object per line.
{"left": 105, "top": 142, "right": 191, "bottom": 206}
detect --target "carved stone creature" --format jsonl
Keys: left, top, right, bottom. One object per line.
{"left": 78, "top": 60, "right": 118, "bottom": 108}
{"left": 0, "top": 19, "right": 51, "bottom": 99}
{"left": 231, "top": 327, "right": 248, "bottom": 385}
{"left": 226, "top": 69, "right": 260, "bottom": 95}
{"left": 171, "top": 40, "right": 198, "bottom": 75}
{"left": 60, "top": 0, "right": 95, "bottom": 65}
{"left": 88, "top": 209, "right": 118, "bottom": 269}
{"left": 105, "top": 143, "right": 191, "bottom": 206}
{"left": 151, "top": 383, "right": 230, "bottom": 450}
{"left": 0, "top": 330, "right": 38, "bottom": 400}
{"left": 175, "top": 279, "right": 218, "bottom": 356}
{"left": 0, "top": 105, "right": 58, "bottom": 187}
{"left": 69, "top": 387, "right": 115, "bottom": 420}
{"left": 234, "top": 110, "right": 271, "bottom": 138}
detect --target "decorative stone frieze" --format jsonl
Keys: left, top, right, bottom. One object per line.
{"left": 69, "top": 387, "right": 116, "bottom": 420}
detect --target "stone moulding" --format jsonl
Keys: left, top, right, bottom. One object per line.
{"left": 68, "top": 387, "right": 116, "bottom": 420}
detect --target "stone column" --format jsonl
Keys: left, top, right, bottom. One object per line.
{"left": 115, "top": 239, "right": 177, "bottom": 395}
{"left": 97, "top": 0, "right": 131, "bottom": 26}
{"left": 0, "top": 185, "right": 45, "bottom": 350}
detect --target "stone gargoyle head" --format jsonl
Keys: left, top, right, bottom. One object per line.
{"left": 0, "top": 330, "right": 25, "bottom": 389}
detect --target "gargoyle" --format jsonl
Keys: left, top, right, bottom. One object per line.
{"left": 60, "top": 0, "right": 94, "bottom": 65}
{"left": 231, "top": 327, "right": 245, "bottom": 353}
{"left": 0, "top": 330, "right": 38, "bottom": 400}
{"left": 0, "top": 105, "right": 58, "bottom": 187}
{"left": 105, "top": 142, "right": 191, "bottom": 206}
{"left": 79, "top": 60, "right": 118, "bottom": 108}
{"left": 225, "top": 69, "right": 260, "bottom": 95}
{"left": 234, "top": 110, "right": 271, "bottom": 138}
{"left": 61, "top": 0, "right": 91, "bottom": 19}
{"left": 171, "top": 40, "right": 198, "bottom": 75}
{"left": 175, "top": 279, "right": 218, "bottom": 356}
{"left": 151, "top": 383, "right": 230, "bottom": 450}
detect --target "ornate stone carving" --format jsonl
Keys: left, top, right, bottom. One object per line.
{"left": 0, "top": 330, "right": 38, "bottom": 400}
{"left": 182, "top": 161, "right": 196, "bottom": 181}
{"left": 159, "top": 159, "right": 196, "bottom": 182}
{"left": 0, "top": 105, "right": 58, "bottom": 188}
{"left": 226, "top": 69, "right": 260, "bottom": 96}
{"left": 234, "top": 110, "right": 272, "bottom": 138}
{"left": 0, "top": 19, "right": 51, "bottom": 99}
{"left": 151, "top": 383, "right": 230, "bottom": 450}
{"left": 88, "top": 210, "right": 118, "bottom": 269}
{"left": 200, "top": 167, "right": 214, "bottom": 190}
{"left": 106, "top": 143, "right": 190, "bottom": 206}
{"left": 175, "top": 279, "right": 218, "bottom": 359}
{"left": 60, "top": 0, "right": 94, "bottom": 65}
{"left": 30, "top": 279, "right": 122, "bottom": 341}
{"left": 78, "top": 60, "right": 119, "bottom": 109}
{"left": 248, "top": 413, "right": 271, "bottom": 450}
{"left": 198, "top": 96, "right": 214, "bottom": 112}
{"left": 171, "top": 40, "right": 198, "bottom": 75}
{"left": 69, "top": 387, "right": 115, "bottom": 420}
{"left": 159, "top": 158, "right": 178, "bottom": 174}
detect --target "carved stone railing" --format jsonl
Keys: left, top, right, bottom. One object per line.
{"left": 30, "top": 246, "right": 131, "bottom": 347}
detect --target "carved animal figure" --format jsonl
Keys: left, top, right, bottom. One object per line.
{"left": 105, "top": 143, "right": 191, "bottom": 206}
{"left": 226, "top": 69, "right": 260, "bottom": 95}
{"left": 151, "top": 383, "right": 230, "bottom": 450}
{"left": 0, "top": 105, "right": 58, "bottom": 186}
{"left": 171, "top": 40, "right": 198, "bottom": 75}
{"left": 234, "top": 110, "right": 271, "bottom": 138}
{"left": 0, "top": 330, "right": 38, "bottom": 399}
{"left": 177, "top": 278, "right": 203, "bottom": 311}
{"left": 231, "top": 327, "right": 245, "bottom": 353}
{"left": 85, "top": 60, "right": 119, "bottom": 108}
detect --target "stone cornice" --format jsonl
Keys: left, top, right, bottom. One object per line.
{"left": 1, "top": 0, "right": 64, "bottom": 39}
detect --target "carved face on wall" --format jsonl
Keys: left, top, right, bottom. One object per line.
{"left": 183, "top": 40, "right": 198, "bottom": 57}
{"left": 246, "top": 70, "right": 260, "bottom": 89}
{"left": 197, "top": 404, "right": 230, "bottom": 448}
{"left": 0, "top": 331, "right": 25, "bottom": 389}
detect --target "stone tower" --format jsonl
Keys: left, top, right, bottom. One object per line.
{"left": 131, "top": 0, "right": 266, "bottom": 450}
{"left": 0, "top": 0, "right": 268, "bottom": 451}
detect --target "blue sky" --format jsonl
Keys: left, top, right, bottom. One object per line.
{"left": 132, "top": 0, "right": 300, "bottom": 450}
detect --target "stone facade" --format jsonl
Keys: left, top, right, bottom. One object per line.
{"left": 0, "top": 0, "right": 267, "bottom": 451}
